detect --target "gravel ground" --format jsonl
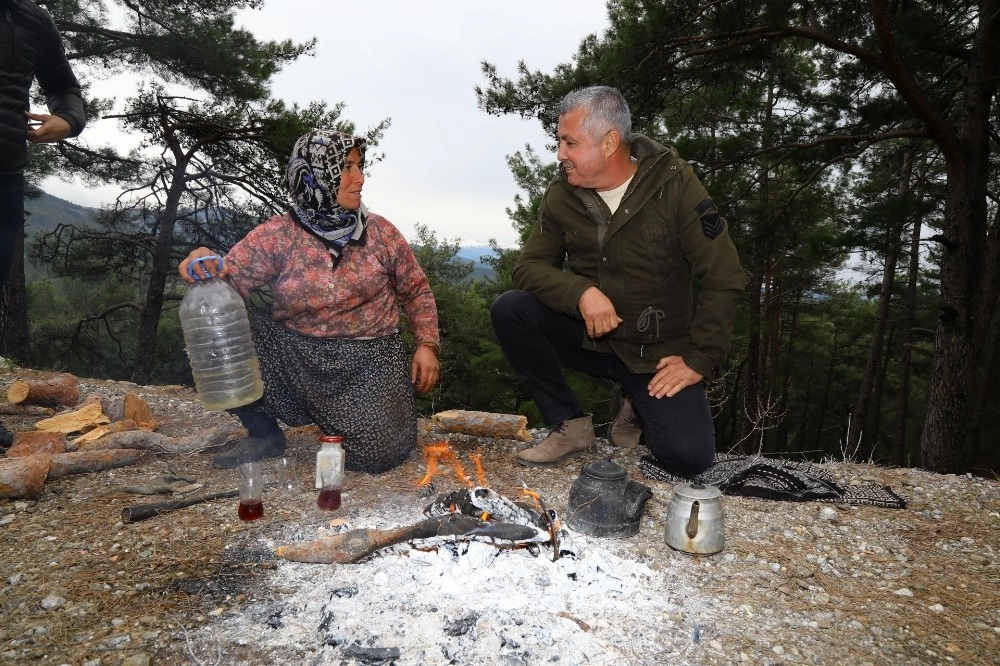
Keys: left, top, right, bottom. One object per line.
{"left": 0, "top": 368, "right": 998, "bottom": 665}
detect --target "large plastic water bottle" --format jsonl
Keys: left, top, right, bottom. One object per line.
{"left": 179, "top": 255, "right": 264, "bottom": 411}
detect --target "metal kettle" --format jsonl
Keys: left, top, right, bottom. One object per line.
{"left": 567, "top": 458, "right": 653, "bottom": 538}
{"left": 664, "top": 482, "right": 725, "bottom": 555}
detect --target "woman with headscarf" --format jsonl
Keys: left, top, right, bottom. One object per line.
{"left": 178, "top": 129, "right": 440, "bottom": 473}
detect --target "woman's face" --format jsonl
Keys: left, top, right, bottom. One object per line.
{"left": 336, "top": 148, "right": 365, "bottom": 210}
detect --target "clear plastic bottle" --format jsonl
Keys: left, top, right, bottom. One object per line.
{"left": 315, "top": 434, "right": 346, "bottom": 490}
{"left": 179, "top": 256, "right": 264, "bottom": 411}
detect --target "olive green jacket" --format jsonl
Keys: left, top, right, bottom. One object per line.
{"left": 512, "top": 135, "right": 746, "bottom": 378}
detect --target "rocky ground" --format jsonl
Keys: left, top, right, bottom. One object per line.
{"left": 0, "top": 368, "right": 998, "bottom": 666}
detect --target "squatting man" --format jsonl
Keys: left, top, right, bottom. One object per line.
{"left": 490, "top": 85, "right": 745, "bottom": 477}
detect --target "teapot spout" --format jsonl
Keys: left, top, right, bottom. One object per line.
{"left": 685, "top": 501, "right": 701, "bottom": 539}
{"left": 623, "top": 481, "right": 653, "bottom": 521}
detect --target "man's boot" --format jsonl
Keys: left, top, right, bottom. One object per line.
{"left": 213, "top": 405, "right": 286, "bottom": 469}
{"left": 0, "top": 421, "right": 14, "bottom": 452}
{"left": 609, "top": 395, "right": 642, "bottom": 449}
{"left": 516, "top": 415, "right": 594, "bottom": 467}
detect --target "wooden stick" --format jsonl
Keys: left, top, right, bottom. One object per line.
{"left": 120, "top": 489, "right": 239, "bottom": 523}
{"left": 274, "top": 514, "right": 541, "bottom": 564}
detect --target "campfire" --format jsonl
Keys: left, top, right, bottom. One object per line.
{"left": 275, "top": 441, "right": 567, "bottom": 564}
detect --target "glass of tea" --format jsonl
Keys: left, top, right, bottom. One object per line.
{"left": 317, "top": 468, "right": 343, "bottom": 511}
{"left": 278, "top": 455, "right": 299, "bottom": 495}
{"left": 238, "top": 461, "right": 264, "bottom": 521}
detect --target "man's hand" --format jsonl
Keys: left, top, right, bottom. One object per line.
{"left": 178, "top": 247, "right": 228, "bottom": 283}
{"left": 578, "top": 286, "right": 623, "bottom": 338}
{"left": 411, "top": 344, "right": 440, "bottom": 394}
{"left": 649, "top": 355, "right": 703, "bottom": 398}
{"left": 25, "top": 112, "right": 72, "bottom": 143}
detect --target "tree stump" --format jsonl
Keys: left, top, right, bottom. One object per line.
{"left": 6, "top": 374, "right": 80, "bottom": 408}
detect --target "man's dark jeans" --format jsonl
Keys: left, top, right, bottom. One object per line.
{"left": 0, "top": 173, "right": 25, "bottom": 290}
{"left": 490, "top": 289, "right": 715, "bottom": 478}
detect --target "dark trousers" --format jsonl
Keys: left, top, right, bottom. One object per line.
{"left": 490, "top": 289, "right": 715, "bottom": 477}
{"left": 0, "top": 173, "right": 25, "bottom": 290}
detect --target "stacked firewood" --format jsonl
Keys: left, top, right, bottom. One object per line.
{"left": 1, "top": 373, "right": 237, "bottom": 499}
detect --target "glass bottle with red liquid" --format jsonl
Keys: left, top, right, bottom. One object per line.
{"left": 315, "top": 435, "right": 345, "bottom": 511}
{"left": 317, "top": 468, "right": 344, "bottom": 510}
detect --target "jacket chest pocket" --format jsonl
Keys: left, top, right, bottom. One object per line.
{"left": 641, "top": 221, "right": 676, "bottom": 285}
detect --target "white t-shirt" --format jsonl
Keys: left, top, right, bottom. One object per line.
{"left": 598, "top": 175, "right": 634, "bottom": 214}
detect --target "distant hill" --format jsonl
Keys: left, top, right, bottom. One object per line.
{"left": 24, "top": 192, "right": 99, "bottom": 235}
{"left": 21, "top": 194, "right": 503, "bottom": 279}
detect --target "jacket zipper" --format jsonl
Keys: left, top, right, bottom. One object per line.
{"left": 4, "top": 10, "right": 12, "bottom": 67}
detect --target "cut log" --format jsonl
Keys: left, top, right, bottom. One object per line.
{"left": 0, "top": 404, "right": 54, "bottom": 417}
{"left": 0, "top": 453, "right": 52, "bottom": 499}
{"left": 6, "top": 431, "right": 66, "bottom": 457}
{"left": 431, "top": 410, "right": 532, "bottom": 441}
{"left": 47, "top": 449, "right": 146, "bottom": 479}
{"left": 6, "top": 373, "right": 80, "bottom": 407}
{"left": 34, "top": 402, "right": 109, "bottom": 435}
{"left": 78, "top": 423, "right": 242, "bottom": 454}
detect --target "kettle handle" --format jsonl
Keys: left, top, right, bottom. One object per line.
{"left": 685, "top": 500, "right": 700, "bottom": 539}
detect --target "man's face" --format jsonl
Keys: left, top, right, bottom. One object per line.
{"left": 336, "top": 148, "right": 365, "bottom": 210}
{"left": 557, "top": 108, "right": 609, "bottom": 189}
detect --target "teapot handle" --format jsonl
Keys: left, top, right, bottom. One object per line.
{"left": 685, "top": 500, "right": 700, "bottom": 539}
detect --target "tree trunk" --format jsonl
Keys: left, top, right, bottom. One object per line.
{"left": 132, "top": 157, "right": 187, "bottom": 385}
{"left": 921, "top": 174, "right": 985, "bottom": 473}
{"left": 0, "top": 224, "right": 29, "bottom": 363}
{"left": 893, "top": 154, "right": 928, "bottom": 467}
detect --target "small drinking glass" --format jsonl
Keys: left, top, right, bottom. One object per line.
{"left": 317, "top": 468, "right": 343, "bottom": 511}
{"left": 238, "top": 461, "right": 264, "bottom": 521}
{"left": 278, "top": 455, "right": 299, "bottom": 495}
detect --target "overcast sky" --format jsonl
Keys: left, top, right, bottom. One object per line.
{"left": 41, "top": 1, "right": 612, "bottom": 247}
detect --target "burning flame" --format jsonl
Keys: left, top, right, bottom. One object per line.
{"left": 415, "top": 441, "right": 478, "bottom": 489}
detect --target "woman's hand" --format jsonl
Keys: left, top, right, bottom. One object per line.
{"left": 411, "top": 344, "right": 440, "bottom": 394}
{"left": 178, "top": 248, "right": 228, "bottom": 284}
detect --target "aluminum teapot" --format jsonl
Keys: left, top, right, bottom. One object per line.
{"left": 567, "top": 457, "right": 652, "bottom": 538}
{"left": 664, "top": 482, "right": 725, "bottom": 555}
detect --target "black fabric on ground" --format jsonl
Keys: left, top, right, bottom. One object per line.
{"left": 638, "top": 453, "right": 907, "bottom": 509}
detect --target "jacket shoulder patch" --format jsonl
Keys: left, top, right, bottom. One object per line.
{"left": 696, "top": 199, "right": 723, "bottom": 239}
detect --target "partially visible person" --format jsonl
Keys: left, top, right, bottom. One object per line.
{"left": 179, "top": 129, "right": 439, "bottom": 472}
{"left": 490, "top": 85, "right": 745, "bottom": 478}
{"left": 1, "top": 0, "right": 88, "bottom": 450}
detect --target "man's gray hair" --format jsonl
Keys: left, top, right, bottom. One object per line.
{"left": 558, "top": 86, "right": 632, "bottom": 144}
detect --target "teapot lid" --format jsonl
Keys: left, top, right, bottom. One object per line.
{"left": 581, "top": 457, "right": 626, "bottom": 481}
{"left": 674, "top": 482, "right": 722, "bottom": 500}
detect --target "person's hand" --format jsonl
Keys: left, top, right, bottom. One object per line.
{"left": 411, "top": 344, "right": 440, "bottom": 394}
{"left": 649, "top": 355, "right": 703, "bottom": 398}
{"left": 178, "top": 248, "right": 228, "bottom": 284}
{"left": 25, "top": 111, "right": 72, "bottom": 143}
{"left": 578, "top": 286, "right": 623, "bottom": 338}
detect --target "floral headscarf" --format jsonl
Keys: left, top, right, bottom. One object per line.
{"left": 286, "top": 129, "right": 368, "bottom": 259}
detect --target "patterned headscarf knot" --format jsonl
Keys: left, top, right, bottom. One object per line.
{"left": 286, "top": 129, "right": 368, "bottom": 259}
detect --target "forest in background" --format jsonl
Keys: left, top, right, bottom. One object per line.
{"left": 0, "top": 1, "right": 997, "bottom": 476}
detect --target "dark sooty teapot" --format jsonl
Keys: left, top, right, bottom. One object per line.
{"left": 567, "top": 457, "right": 653, "bottom": 538}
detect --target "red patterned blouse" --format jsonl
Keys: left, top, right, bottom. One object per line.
{"left": 224, "top": 212, "right": 439, "bottom": 348}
